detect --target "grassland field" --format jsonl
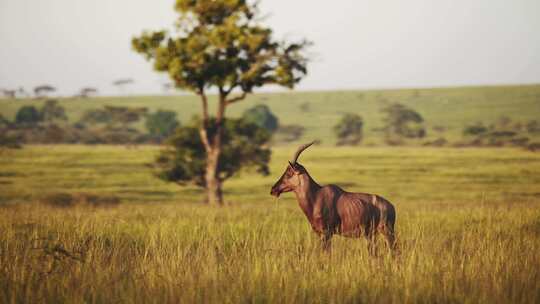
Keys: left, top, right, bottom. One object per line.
{"left": 1, "top": 145, "right": 540, "bottom": 303}
{"left": 1, "top": 84, "right": 540, "bottom": 303}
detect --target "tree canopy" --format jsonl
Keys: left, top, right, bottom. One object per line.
{"left": 15, "top": 106, "right": 41, "bottom": 126}
{"left": 241, "top": 104, "right": 278, "bottom": 133}
{"left": 155, "top": 117, "right": 271, "bottom": 187}
{"left": 41, "top": 100, "right": 67, "bottom": 123}
{"left": 334, "top": 113, "right": 363, "bottom": 146}
{"left": 382, "top": 103, "right": 426, "bottom": 140}
{"left": 132, "top": 0, "right": 310, "bottom": 96}
{"left": 145, "top": 110, "right": 181, "bottom": 140}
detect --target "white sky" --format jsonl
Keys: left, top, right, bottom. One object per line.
{"left": 1, "top": 0, "right": 539, "bottom": 96}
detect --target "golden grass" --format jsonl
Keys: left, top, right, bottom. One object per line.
{"left": 1, "top": 145, "right": 540, "bottom": 303}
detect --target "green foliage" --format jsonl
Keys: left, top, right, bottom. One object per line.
{"left": 155, "top": 117, "right": 271, "bottom": 187}
{"left": 2, "top": 85, "right": 540, "bottom": 146}
{"left": 460, "top": 116, "right": 531, "bottom": 148}
{"left": 104, "top": 106, "right": 147, "bottom": 130}
{"left": 241, "top": 104, "right": 278, "bottom": 133}
{"left": 132, "top": 0, "right": 310, "bottom": 94}
{"left": 382, "top": 103, "right": 426, "bottom": 140}
{"left": 40, "top": 100, "right": 67, "bottom": 123}
{"left": 463, "top": 122, "right": 488, "bottom": 136}
{"left": 15, "top": 106, "right": 41, "bottom": 126}
{"left": 275, "top": 124, "right": 305, "bottom": 143}
{"left": 334, "top": 113, "right": 363, "bottom": 146}
{"left": 80, "top": 109, "right": 112, "bottom": 125}
{"left": 80, "top": 106, "right": 147, "bottom": 130}
{"left": 145, "top": 110, "right": 180, "bottom": 140}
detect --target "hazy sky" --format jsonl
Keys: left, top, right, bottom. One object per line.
{"left": 1, "top": 0, "right": 539, "bottom": 96}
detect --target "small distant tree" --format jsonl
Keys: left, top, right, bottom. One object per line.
{"left": 382, "top": 103, "right": 426, "bottom": 141}
{"left": 155, "top": 117, "right": 271, "bottom": 195}
{"left": 41, "top": 100, "right": 67, "bottom": 123}
{"left": 112, "top": 79, "right": 134, "bottom": 94}
{"left": 145, "top": 110, "right": 180, "bottom": 140}
{"left": 15, "top": 106, "right": 42, "bottom": 126}
{"left": 299, "top": 102, "right": 311, "bottom": 112}
{"left": 34, "top": 85, "right": 56, "bottom": 98}
{"left": 78, "top": 87, "right": 98, "bottom": 98}
{"left": 80, "top": 106, "right": 147, "bottom": 130}
{"left": 463, "top": 122, "right": 488, "bottom": 136}
{"left": 334, "top": 113, "right": 363, "bottom": 146}
{"left": 275, "top": 124, "right": 305, "bottom": 143}
{"left": 104, "top": 106, "right": 147, "bottom": 130}
{"left": 132, "top": 0, "right": 310, "bottom": 205}
{"left": 2, "top": 90, "right": 16, "bottom": 99}
{"left": 80, "top": 109, "right": 112, "bottom": 125}
{"left": 241, "top": 104, "right": 279, "bottom": 133}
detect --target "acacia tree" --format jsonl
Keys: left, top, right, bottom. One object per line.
{"left": 34, "top": 85, "right": 56, "bottom": 98}
{"left": 132, "top": 0, "right": 310, "bottom": 205}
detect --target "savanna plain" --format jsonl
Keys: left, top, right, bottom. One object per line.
{"left": 1, "top": 85, "right": 540, "bottom": 303}
{"left": 1, "top": 146, "right": 539, "bottom": 303}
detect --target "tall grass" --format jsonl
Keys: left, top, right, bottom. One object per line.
{"left": 1, "top": 146, "right": 539, "bottom": 303}
{"left": 1, "top": 201, "right": 539, "bottom": 303}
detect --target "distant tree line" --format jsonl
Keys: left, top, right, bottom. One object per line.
{"left": 0, "top": 78, "right": 137, "bottom": 99}
{"left": 331, "top": 102, "right": 539, "bottom": 151}
{"left": 0, "top": 101, "right": 305, "bottom": 148}
{"left": 3, "top": 99, "right": 539, "bottom": 152}
{"left": 333, "top": 103, "right": 427, "bottom": 146}
{"left": 459, "top": 116, "right": 540, "bottom": 151}
{"left": 0, "top": 101, "right": 179, "bottom": 146}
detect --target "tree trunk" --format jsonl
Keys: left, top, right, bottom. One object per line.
{"left": 198, "top": 91, "right": 229, "bottom": 206}
{"left": 204, "top": 148, "right": 223, "bottom": 206}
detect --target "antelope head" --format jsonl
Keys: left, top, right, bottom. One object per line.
{"left": 270, "top": 142, "right": 315, "bottom": 197}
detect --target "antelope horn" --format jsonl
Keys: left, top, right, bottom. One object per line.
{"left": 291, "top": 141, "right": 316, "bottom": 164}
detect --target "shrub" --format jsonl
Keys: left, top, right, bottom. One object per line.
{"left": 463, "top": 122, "right": 488, "bottom": 136}
{"left": 299, "top": 102, "right": 311, "bottom": 112}
{"left": 381, "top": 103, "right": 426, "bottom": 141}
{"left": 15, "top": 106, "right": 41, "bottom": 126}
{"left": 241, "top": 104, "right": 279, "bottom": 133}
{"left": 423, "top": 137, "right": 448, "bottom": 147}
{"left": 145, "top": 110, "right": 180, "bottom": 140}
{"left": 80, "top": 109, "right": 112, "bottom": 124}
{"left": 334, "top": 113, "right": 363, "bottom": 146}
{"left": 275, "top": 124, "right": 305, "bottom": 143}
{"left": 40, "top": 100, "right": 67, "bottom": 123}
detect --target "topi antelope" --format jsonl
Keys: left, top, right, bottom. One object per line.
{"left": 270, "top": 142, "right": 397, "bottom": 254}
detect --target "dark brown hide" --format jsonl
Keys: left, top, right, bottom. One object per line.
{"left": 270, "top": 145, "right": 396, "bottom": 253}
